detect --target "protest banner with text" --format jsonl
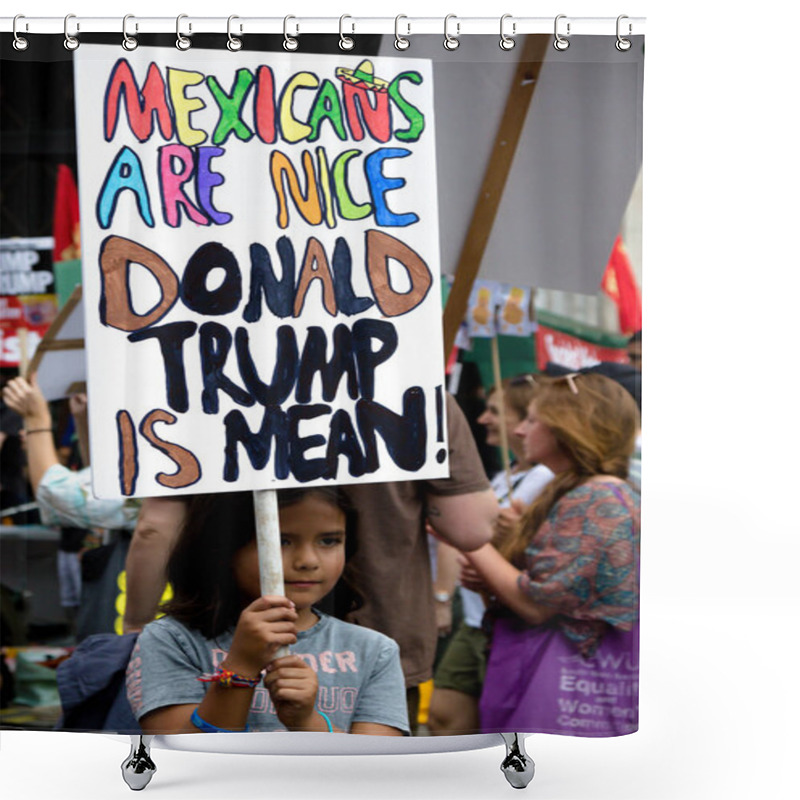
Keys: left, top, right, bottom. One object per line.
{"left": 74, "top": 47, "right": 446, "bottom": 499}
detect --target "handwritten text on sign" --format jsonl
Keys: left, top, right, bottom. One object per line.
{"left": 74, "top": 48, "right": 446, "bottom": 499}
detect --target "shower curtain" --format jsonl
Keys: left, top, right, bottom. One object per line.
{"left": 1, "top": 17, "right": 644, "bottom": 741}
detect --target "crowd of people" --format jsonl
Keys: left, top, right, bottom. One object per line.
{"left": 0, "top": 331, "right": 641, "bottom": 737}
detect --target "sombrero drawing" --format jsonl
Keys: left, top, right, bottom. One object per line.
{"left": 335, "top": 60, "right": 389, "bottom": 93}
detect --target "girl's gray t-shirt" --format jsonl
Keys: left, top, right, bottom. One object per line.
{"left": 126, "top": 611, "right": 410, "bottom": 734}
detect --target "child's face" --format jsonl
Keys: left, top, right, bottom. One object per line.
{"left": 233, "top": 494, "right": 347, "bottom": 610}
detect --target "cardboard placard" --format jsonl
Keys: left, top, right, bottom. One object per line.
{"left": 74, "top": 47, "right": 446, "bottom": 499}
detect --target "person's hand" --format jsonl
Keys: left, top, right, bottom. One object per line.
{"left": 263, "top": 655, "right": 319, "bottom": 731}
{"left": 435, "top": 597, "right": 453, "bottom": 637}
{"left": 492, "top": 499, "right": 526, "bottom": 547}
{"left": 68, "top": 392, "right": 88, "bottom": 421}
{"left": 2, "top": 374, "right": 51, "bottom": 429}
{"left": 225, "top": 596, "right": 298, "bottom": 678}
{"left": 458, "top": 555, "right": 489, "bottom": 593}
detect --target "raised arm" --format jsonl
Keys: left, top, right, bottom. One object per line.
{"left": 1, "top": 375, "right": 58, "bottom": 493}
{"left": 123, "top": 497, "right": 187, "bottom": 633}
{"left": 3, "top": 376, "right": 139, "bottom": 529}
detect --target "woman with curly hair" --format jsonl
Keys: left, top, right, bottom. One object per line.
{"left": 462, "top": 372, "right": 641, "bottom": 736}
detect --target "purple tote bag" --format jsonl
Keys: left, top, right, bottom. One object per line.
{"left": 479, "top": 617, "right": 639, "bottom": 737}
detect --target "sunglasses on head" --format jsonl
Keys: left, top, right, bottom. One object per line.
{"left": 555, "top": 373, "right": 580, "bottom": 395}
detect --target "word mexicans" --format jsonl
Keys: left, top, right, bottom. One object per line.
{"left": 105, "top": 59, "right": 425, "bottom": 148}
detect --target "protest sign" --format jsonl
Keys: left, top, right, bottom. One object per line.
{"left": 496, "top": 284, "right": 534, "bottom": 338}
{"left": 466, "top": 279, "right": 499, "bottom": 340}
{"left": 74, "top": 47, "right": 446, "bottom": 499}
{"left": 0, "top": 237, "right": 58, "bottom": 368}
{"left": 536, "top": 321, "right": 629, "bottom": 371}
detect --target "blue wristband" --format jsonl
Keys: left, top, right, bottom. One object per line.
{"left": 190, "top": 708, "right": 249, "bottom": 733}
{"left": 317, "top": 710, "right": 333, "bottom": 732}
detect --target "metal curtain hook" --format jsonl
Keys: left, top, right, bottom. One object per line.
{"left": 12, "top": 14, "right": 29, "bottom": 51}
{"left": 283, "top": 15, "right": 299, "bottom": 51}
{"left": 122, "top": 14, "right": 138, "bottom": 51}
{"left": 64, "top": 14, "right": 79, "bottom": 50}
{"left": 227, "top": 15, "right": 242, "bottom": 51}
{"left": 176, "top": 14, "right": 192, "bottom": 50}
{"left": 500, "top": 14, "right": 515, "bottom": 50}
{"left": 394, "top": 15, "right": 410, "bottom": 50}
{"left": 339, "top": 15, "right": 355, "bottom": 50}
{"left": 444, "top": 14, "right": 460, "bottom": 51}
{"left": 616, "top": 15, "right": 632, "bottom": 51}
{"left": 553, "top": 14, "right": 570, "bottom": 51}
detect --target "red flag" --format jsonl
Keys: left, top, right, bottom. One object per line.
{"left": 601, "top": 235, "right": 641, "bottom": 335}
{"left": 52, "top": 164, "right": 81, "bottom": 263}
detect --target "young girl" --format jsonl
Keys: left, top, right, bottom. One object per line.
{"left": 462, "top": 373, "right": 641, "bottom": 736}
{"left": 126, "top": 488, "right": 409, "bottom": 735}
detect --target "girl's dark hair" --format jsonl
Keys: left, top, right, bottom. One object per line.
{"left": 162, "top": 487, "right": 361, "bottom": 639}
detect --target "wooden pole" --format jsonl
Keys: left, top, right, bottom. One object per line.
{"left": 26, "top": 285, "right": 84, "bottom": 384}
{"left": 253, "top": 488, "right": 289, "bottom": 659}
{"left": 490, "top": 336, "right": 513, "bottom": 496}
{"left": 17, "top": 328, "right": 29, "bottom": 377}
{"left": 442, "top": 34, "right": 549, "bottom": 361}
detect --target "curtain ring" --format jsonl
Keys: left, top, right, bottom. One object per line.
{"left": 339, "top": 15, "right": 355, "bottom": 51}
{"left": 616, "top": 15, "right": 632, "bottom": 51}
{"left": 227, "top": 15, "right": 242, "bottom": 51}
{"left": 64, "top": 14, "right": 79, "bottom": 51}
{"left": 443, "top": 14, "right": 460, "bottom": 51}
{"left": 12, "top": 14, "right": 29, "bottom": 51}
{"left": 176, "top": 14, "right": 192, "bottom": 50}
{"left": 394, "top": 15, "right": 410, "bottom": 50}
{"left": 122, "top": 14, "right": 138, "bottom": 51}
{"left": 283, "top": 15, "right": 299, "bottom": 51}
{"left": 500, "top": 14, "right": 515, "bottom": 50}
{"left": 553, "top": 14, "right": 570, "bottom": 51}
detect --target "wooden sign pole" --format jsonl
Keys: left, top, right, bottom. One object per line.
{"left": 253, "top": 488, "right": 290, "bottom": 659}
{"left": 490, "top": 335, "right": 513, "bottom": 496}
{"left": 25, "top": 285, "right": 85, "bottom": 385}
{"left": 442, "top": 35, "right": 549, "bottom": 360}
{"left": 16, "top": 328, "right": 29, "bottom": 377}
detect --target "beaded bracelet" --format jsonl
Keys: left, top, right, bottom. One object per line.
{"left": 197, "top": 666, "right": 262, "bottom": 689}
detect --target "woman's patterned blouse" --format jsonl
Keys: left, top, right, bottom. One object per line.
{"left": 518, "top": 478, "right": 640, "bottom": 657}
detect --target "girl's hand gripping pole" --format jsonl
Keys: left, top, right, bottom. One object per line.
{"left": 253, "top": 489, "right": 290, "bottom": 660}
